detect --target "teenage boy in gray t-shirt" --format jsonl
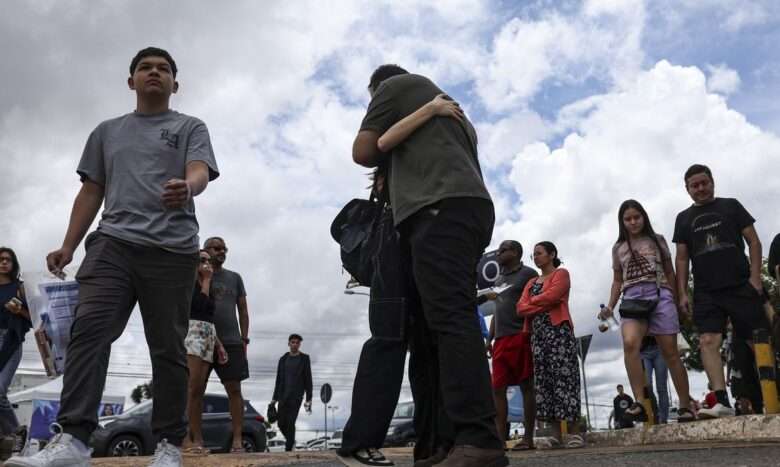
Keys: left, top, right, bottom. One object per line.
{"left": 7, "top": 47, "right": 219, "bottom": 467}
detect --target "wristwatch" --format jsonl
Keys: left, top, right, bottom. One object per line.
{"left": 241, "top": 337, "right": 250, "bottom": 344}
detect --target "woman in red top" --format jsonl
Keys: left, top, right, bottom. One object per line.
{"left": 517, "top": 242, "right": 583, "bottom": 449}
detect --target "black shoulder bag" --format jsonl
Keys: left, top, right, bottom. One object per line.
{"left": 330, "top": 167, "right": 389, "bottom": 287}
{"left": 618, "top": 246, "right": 663, "bottom": 320}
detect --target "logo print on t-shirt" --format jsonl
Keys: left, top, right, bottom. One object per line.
{"left": 625, "top": 251, "right": 655, "bottom": 282}
{"left": 160, "top": 129, "right": 179, "bottom": 149}
{"left": 691, "top": 213, "right": 736, "bottom": 258}
{"left": 212, "top": 284, "right": 227, "bottom": 301}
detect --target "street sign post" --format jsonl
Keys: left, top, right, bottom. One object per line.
{"left": 321, "top": 383, "right": 333, "bottom": 446}
{"left": 577, "top": 334, "right": 593, "bottom": 429}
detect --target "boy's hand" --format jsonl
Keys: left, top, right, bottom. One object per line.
{"left": 161, "top": 179, "right": 191, "bottom": 208}
{"left": 46, "top": 247, "right": 73, "bottom": 279}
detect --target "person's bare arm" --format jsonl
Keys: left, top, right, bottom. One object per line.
{"left": 238, "top": 296, "right": 249, "bottom": 352}
{"left": 352, "top": 130, "right": 383, "bottom": 168}
{"left": 162, "top": 161, "right": 210, "bottom": 209}
{"left": 602, "top": 269, "right": 623, "bottom": 319}
{"left": 46, "top": 181, "right": 105, "bottom": 277}
{"left": 675, "top": 243, "right": 691, "bottom": 311}
{"left": 377, "top": 94, "right": 464, "bottom": 153}
{"left": 742, "top": 225, "right": 763, "bottom": 292}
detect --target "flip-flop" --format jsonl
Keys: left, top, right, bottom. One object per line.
{"left": 565, "top": 435, "right": 585, "bottom": 449}
{"left": 538, "top": 437, "right": 563, "bottom": 450}
{"left": 182, "top": 446, "right": 210, "bottom": 456}
{"left": 230, "top": 447, "right": 246, "bottom": 453}
{"left": 510, "top": 442, "right": 536, "bottom": 451}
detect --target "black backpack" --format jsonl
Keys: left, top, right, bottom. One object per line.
{"left": 330, "top": 196, "right": 384, "bottom": 286}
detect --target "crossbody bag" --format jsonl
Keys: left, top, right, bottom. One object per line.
{"left": 618, "top": 244, "right": 663, "bottom": 320}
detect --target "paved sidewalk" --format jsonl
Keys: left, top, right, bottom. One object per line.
{"left": 88, "top": 443, "right": 780, "bottom": 466}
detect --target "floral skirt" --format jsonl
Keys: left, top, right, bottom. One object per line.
{"left": 185, "top": 320, "right": 216, "bottom": 363}
{"left": 531, "top": 313, "right": 581, "bottom": 422}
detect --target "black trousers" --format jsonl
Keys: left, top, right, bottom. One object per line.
{"left": 341, "top": 207, "right": 408, "bottom": 452}
{"left": 400, "top": 197, "right": 501, "bottom": 450}
{"left": 278, "top": 397, "right": 303, "bottom": 451}
{"left": 58, "top": 232, "right": 197, "bottom": 445}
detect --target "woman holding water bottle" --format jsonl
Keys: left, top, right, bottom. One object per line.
{"left": 599, "top": 200, "right": 694, "bottom": 423}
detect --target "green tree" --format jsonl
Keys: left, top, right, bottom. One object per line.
{"left": 130, "top": 381, "right": 153, "bottom": 404}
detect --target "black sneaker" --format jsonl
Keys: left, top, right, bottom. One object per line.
{"left": 338, "top": 448, "right": 394, "bottom": 466}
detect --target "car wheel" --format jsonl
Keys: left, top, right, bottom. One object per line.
{"left": 406, "top": 440, "right": 416, "bottom": 448}
{"left": 108, "top": 434, "right": 143, "bottom": 457}
{"left": 242, "top": 435, "right": 257, "bottom": 453}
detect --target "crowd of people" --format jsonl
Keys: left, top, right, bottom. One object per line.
{"left": 0, "top": 47, "right": 779, "bottom": 467}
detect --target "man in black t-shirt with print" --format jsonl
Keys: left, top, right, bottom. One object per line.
{"left": 352, "top": 65, "right": 505, "bottom": 467}
{"left": 673, "top": 164, "right": 767, "bottom": 419}
{"left": 613, "top": 385, "right": 634, "bottom": 429}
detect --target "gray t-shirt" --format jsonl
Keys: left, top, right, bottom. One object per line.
{"left": 77, "top": 110, "right": 219, "bottom": 253}
{"left": 494, "top": 265, "right": 538, "bottom": 339}
{"left": 360, "top": 74, "right": 492, "bottom": 225}
{"left": 210, "top": 268, "right": 247, "bottom": 345}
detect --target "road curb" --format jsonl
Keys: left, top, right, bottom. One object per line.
{"left": 587, "top": 414, "right": 780, "bottom": 446}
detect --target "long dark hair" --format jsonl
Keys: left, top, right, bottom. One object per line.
{"left": 616, "top": 199, "right": 663, "bottom": 253}
{"left": 536, "top": 241, "right": 562, "bottom": 268}
{"left": 0, "top": 247, "right": 21, "bottom": 282}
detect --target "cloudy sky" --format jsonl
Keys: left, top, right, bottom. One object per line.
{"left": 3, "top": 0, "right": 780, "bottom": 433}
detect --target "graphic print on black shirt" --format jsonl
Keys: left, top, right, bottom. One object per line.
{"left": 673, "top": 198, "right": 754, "bottom": 292}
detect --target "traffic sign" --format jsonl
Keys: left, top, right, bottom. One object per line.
{"left": 320, "top": 383, "right": 333, "bottom": 404}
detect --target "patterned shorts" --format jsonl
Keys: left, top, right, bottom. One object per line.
{"left": 185, "top": 320, "right": 216, "bottom": 363}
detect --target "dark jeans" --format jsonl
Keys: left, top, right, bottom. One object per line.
{"left": 341, "top": 208, "right": 408, "bottom": 452}
{"left": 57, "top": 232, "right": 197, "bottom": 445}
{"left": 340, "top": 206, "right": 456, "bottom": 458}
{"left": 278, "top": 397, "right": 302, "bottom": 451}
{"left": 400, "top": 197, "right": 501, "bottom": 450}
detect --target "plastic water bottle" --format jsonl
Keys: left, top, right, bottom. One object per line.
{"left": 598, "top": 304, "right": 619, "bottom": 333}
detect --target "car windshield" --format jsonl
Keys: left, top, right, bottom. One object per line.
{"left": 393, "top": 401, "right": 414, "bottom": 418}
{"left": 116, "top": 400, "right": 152, "bottom": 418}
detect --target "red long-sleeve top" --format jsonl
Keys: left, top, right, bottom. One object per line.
{"left": 516, "top": 267, "right": 573, "bottom": 333}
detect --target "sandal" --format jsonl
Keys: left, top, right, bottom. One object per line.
{"left": 677, "top": 407, "right": 696, "bottom": 423}
{"left": 510, "top": 441, "right": 536, "bottom": 451}
{"left": 182, "top": 446, "right": 210, "bottom": 456}
{"left": 565, "top": 434, "right": 585, "bottom": 449}
{"left": 539, "top": 437, "right": 563, "bottom": 450}
{"left": 230, "top": 446, "right": 246, "bottom": 453}
{"left": 625, "top": 402, "right": 648, "bottom": 422}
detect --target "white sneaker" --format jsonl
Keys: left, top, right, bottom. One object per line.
{"left": 3, "top": 432, "right": 91, "bottom": 467}
{"left": 698, "top": 402, "right": 736, "bottom": 419}
{"left": 148, "top": 439, "right": 182, "bottom": 467}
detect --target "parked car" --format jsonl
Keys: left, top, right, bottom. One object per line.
{"left": 266, "top": 438, "right": 287, "bottom": 452}
{"left": 90, "top": 394, "right": 267, "bottom": 457}
{"left": 304, "top": 436, "right": 329, "bottom": 450}
{"left": 384, "top": 401, "right": 415, "bottom": 447}
{"left": 328, "top": 430, "right": 343, "bottom": 450}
